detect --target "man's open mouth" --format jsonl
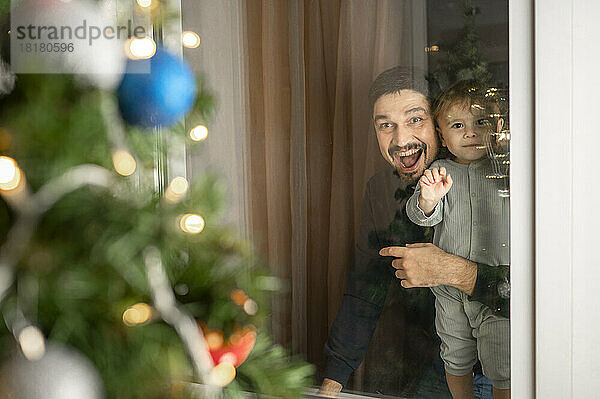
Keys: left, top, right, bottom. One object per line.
{"left": 392, "top": 147, "right": 424, "bottom": 170}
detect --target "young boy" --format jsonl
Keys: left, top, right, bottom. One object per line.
{"left": 405, "top": 80, "right": 510, "bottom": 399}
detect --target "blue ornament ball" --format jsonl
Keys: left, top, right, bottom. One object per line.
{"left": 117, "top": 49, "right": 197, "bottom": 128}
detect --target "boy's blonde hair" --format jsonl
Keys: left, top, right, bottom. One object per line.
{"left": 432, "top": 79, "right": 505, "bottom": 128}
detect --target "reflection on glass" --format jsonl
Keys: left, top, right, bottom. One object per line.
{"left": 181, "top": 0, "right": 510, "bottom": 397}
{"left": 482, "top": 86, "right": 510, "bottom": 197}
{"left": 405, "top": 79, "right": 511, "bottom": 398}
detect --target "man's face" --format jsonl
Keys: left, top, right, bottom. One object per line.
{"left": 373, "top": 90, "right": 439, "bottom": 184}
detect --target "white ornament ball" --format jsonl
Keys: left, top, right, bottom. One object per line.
{"left": 0, "top": 343, "right": 104, "bottom": 399}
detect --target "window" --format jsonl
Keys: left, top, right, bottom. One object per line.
{"left": 182, "top": 0, "right": 538, "bottom": 397}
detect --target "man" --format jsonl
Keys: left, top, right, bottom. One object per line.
{"left": 319, "top": 67, "right": 509, "bottom": 398}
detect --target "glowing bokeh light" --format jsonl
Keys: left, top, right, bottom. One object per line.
{"left": 165, "top": 177, "right": 190, "bottom": 203}
{"left": 243, "top": 299, "right": 258, "bottom": 316}
{"left": 189, "top": 125, "right": 209, "bottom": 142}
{"left": 205, "top": 331, "right": 224, "bottom": 350}
{"left": 0, "top": 156, "right": 21, "bottom": 191}
{"left": 230, "top": 289, "right": 248, "bottom": 306}
{"left": 112, "top": 150, "right": 136, "bottom": 176}
{"left": 210, "top": 362, "right": 236, "bottom": 387}
{"left": 179, "top": 213, "right": 205, "bottom": 234}
{"left": 18, "top": 325, "right": 46, "bottom": 361}
{"left": 122, "top": 303, "right": 153, "bottom": 326}
{"left": 170, "top": 177, "right": 189, "bottom": 195}
{"left": 137, "top": 0, "right": 152, "bottom": 7}
{"left": 182, "top": 31, "right": 201, "bottom": 48}
{"left": 127, "top": 36, "right": 157, "bottom": 60}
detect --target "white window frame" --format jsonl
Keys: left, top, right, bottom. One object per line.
{"left": 509, "top": 0, "right": 535, "bottom": 397}
{"left": 180, "top": 1, "right": 600, "bottom": 396}
{"left": 529, "top": 0, "right": 600, "bottom": 397}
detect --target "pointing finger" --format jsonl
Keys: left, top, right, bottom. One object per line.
{"left": 379, "top": 246, "right": 407, "bottom": 257}
{"left": 405, "top": 243, "right": 431, "bottom": 248}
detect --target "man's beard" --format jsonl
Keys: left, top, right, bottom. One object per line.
{"left": 388, "top": 142, "right": 429, "bottom": 186}
{"left": 396, "top": 168, "right": 421, "bottom": 186}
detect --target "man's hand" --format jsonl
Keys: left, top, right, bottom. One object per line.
{"left": 418, "top": 167, "right": 453, "bottom": 216}
{"left": 379, "top": 243, "right": 477, "bottom": 295}
{"left": 318, "top": 378, "right": 343, "bottom": 397}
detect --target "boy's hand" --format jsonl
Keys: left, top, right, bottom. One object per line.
{"left": 418, "top": 167, "right": 453, "bottom": 215}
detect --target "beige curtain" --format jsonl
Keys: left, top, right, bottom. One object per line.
{"left": 244, "top": 0, "right": 426, "bottom": 383}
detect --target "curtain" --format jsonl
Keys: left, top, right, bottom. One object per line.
{"left": 244, "top": 0, "right": 427, "bottom": 386}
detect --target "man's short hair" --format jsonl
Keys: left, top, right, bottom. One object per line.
{"left": 368, "top": 66, "right": 429, "bottom": 117}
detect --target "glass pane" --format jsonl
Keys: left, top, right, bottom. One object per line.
{"left": 182, "top": 0, "right": 510, "bottom": 397}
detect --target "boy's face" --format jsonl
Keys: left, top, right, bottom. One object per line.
{"left": 436, "top": 102, "right": 502, "bottom": 165}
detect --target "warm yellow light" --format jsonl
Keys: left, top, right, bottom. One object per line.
{"left": 136, "top": 0, "right": 152, "bottom": 7}
{"left": 112, "top": 150, "right": 136, "bottom": 176}
{"left": 122, "top": 303, "right": 153, "bottom": 326}
{"left": 182, "top": 31, "right": 201, "bottom": 48}
{"left": 210, "top": 362, "right": 236, "bottom": 387}
{"left": 170, "top": 177, "right": 189, "bottom": 195}
{"left": 18, "top": 325, "right": 45, "bottom": 361}
{"left": 189, "top": 125, "right": 208, "bottom": 142}
{"left": 179, "top": 213, "right": 205, "bottom": 234}
{"left": 126, "top": 36, "right": 157, "bottom": 60}
{"left": 243, "top": 298, "right": 258, "bottom": 316}
{"left": 230, "top": 289, "right": 248, "bottom": 306}
{"left": 205, "top": 331, "right": 224, "bottom": 351}
{"left": 0, "top": 156, "right": 22, "bottom": 191}
{"left": 165, "top": 177, "right": 190, "bottom": 203}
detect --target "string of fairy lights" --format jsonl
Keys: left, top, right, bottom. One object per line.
{"left": 481, "top": 86, "right": 511, "bottom": 195}
{"left": 0, "top": 0, "right": 247, "bottom": 390}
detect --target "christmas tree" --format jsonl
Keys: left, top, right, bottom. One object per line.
{"left": 0, "top": 1, "right": 313, "bottom": 398}
{"left": 427, "top": 0, "right": 510, "bottom": 196}
{"left": 427, "top": 0, "right": 494, "bottom": 95}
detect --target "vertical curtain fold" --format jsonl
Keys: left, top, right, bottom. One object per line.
{"left": 289, "top": 0, "right": 308, "bottom": 357}
{"left": 303, "top": 0, "right": 337, "bottom": 368}
{"left": 261, "top": 1, "right": 292, "bottom": 347}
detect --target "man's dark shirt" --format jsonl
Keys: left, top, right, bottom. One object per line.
{"left": 323, "top": 168, "right": 510, "bottom": 388}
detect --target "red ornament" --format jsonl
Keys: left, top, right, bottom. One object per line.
{"left": 200, "top": 325, "right": 257, "bottom": 367}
